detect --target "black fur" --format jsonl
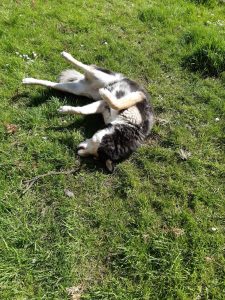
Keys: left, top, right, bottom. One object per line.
{"left": 122, "top": 78, "right": 142, "bottom": 92}
{"left": 116, "top": 90, "right": 125, "bottom": 98}
{"left": 98, "top": 123, "right": 143, "bottom": 162}
{"left": 136, "top": 101, "right": 153, "bottom": 135}
{"left": 107, "top": 78, "right": 148, "bottom": 97}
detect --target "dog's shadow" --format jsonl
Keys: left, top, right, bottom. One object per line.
{"left": 51, "top": 113, "right": 108, "bottom": 172}
{"left": 14, "top": 87, "right": 104, "bottom": 133}
{"left": 14, "top": 88, "right": 108, "bottom": 172}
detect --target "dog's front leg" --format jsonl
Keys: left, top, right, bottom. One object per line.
{"left": 58, "top": 100, "right": 105, "bottom": 115}
{"left": 99, "top": 88, "right": 145, "bottom": 110}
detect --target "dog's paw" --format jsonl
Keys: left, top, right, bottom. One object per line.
{"left": 58, "top": 105, "right": 81, "bottom": 114}
{"left": 99, "top": 88, "right": 112, "bottom": 101}
{"left": 22, "top": 78, "right": 36, "bottom": 84}
{"left": 58, "top": 105, "right": 73, "bottom": 114}
{"left": 61, "top": 51, "right": 72, "bottom": 60}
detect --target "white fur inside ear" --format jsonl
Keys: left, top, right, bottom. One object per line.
{"left": 106, "top": 159, "right": 114, "bottom": 172}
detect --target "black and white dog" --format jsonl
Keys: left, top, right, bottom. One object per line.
{"left": 23, "top": 51, "right": 154, "bottom": 171}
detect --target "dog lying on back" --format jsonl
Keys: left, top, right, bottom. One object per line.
{"left": 23, "top": 51, "right": 154, "bottom": 171}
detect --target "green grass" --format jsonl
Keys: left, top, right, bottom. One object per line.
{"left": 0, "top": 0, "right": 224, "bottom": 299}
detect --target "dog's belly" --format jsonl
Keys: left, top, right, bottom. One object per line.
{"left": 80, "top": 90, "right": 100, "bottom": 100}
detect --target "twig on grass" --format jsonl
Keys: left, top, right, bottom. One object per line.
{"left": 22, "top": 165, "right": 81, "bottom": 195}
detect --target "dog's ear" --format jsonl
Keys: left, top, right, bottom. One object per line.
{"left": 105, "top": 159, "right": 114, "bottom": 173}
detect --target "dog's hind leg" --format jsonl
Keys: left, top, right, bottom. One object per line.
{"left": 61, "top": 51, "right": 121, "bottom": 84}
{"left": 61, "top": 51, "right": 94, "bottom": 75}
{"left": 22, "top": 78, "right": 58, "bottom": 88}
{"left": 22, "top": 77, "right": 96, "bottom": 98}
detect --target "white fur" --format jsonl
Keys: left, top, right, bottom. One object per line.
{"left": 58, "top": 100, "right": 105, "bottom": 115}
{"left": 59, "top": 69, "right": 84, "bottom": 83}
{"left": 78, "top": 127, "right": 114, "bottom": 157}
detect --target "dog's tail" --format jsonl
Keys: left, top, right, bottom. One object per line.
{"left": 59, "top": 69, "right": 84, "bottom": 83}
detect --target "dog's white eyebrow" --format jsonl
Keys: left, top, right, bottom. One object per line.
{"left": 99, "top": 89, "right": 145, "bottom": 110}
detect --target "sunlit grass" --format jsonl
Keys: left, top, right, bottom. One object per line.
{"left": 0, "top": 0, "right": 224, "bottom": 299}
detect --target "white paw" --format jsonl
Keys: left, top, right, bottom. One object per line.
{"left": 22, "top": 78, "right": 36, "bottom": 84}
{"left": 58, "top": 105, "right": 73, "bottom": 114}
{"left": 99, "top": 88, "right": 112, "bottom": 101}
{"left": 61, "top": 51, "right": 72, "bottom": 60}
{"left": 58, "top": 106, "right": 81, "bottom": 114}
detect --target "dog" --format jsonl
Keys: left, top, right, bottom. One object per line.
{"left": 22, "top": 51, "right": 154, "bottom": 171}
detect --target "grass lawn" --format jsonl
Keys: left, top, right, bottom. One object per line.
{"left": 0, "top": 0, "right": 224, "bottom": 299}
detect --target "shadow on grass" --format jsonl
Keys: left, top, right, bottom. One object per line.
{"left": 48, "top": 113, "right": 105, "bottom": 138}
{"left": 14, "top": 88, "right": 110, "bottom": 172}
{"left": 27, "top": 89, "right": 92, "bottom": 107}
{"left": 47, "top": 109, "right": 108, "bottom": 173}
{"left": 181, "top": 27, "right": 225, "bottom": 77}
{"left": 11, "top": 87, "right": 93, "bottom": 107}
{"left": 10, "top": 90, "right": 30, "bottom": 103}
{"left": 189, "top": 0, "right": 217, "bottom": 6}
{"left": 182, "top": 42, "right": 225, "bottom": 77}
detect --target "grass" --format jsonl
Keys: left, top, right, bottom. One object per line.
{"left": 0, "top": 0, "right": 224, "bottom": 299}
{"left": 181, "top": 26, "right": 225, "bottom": 76}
